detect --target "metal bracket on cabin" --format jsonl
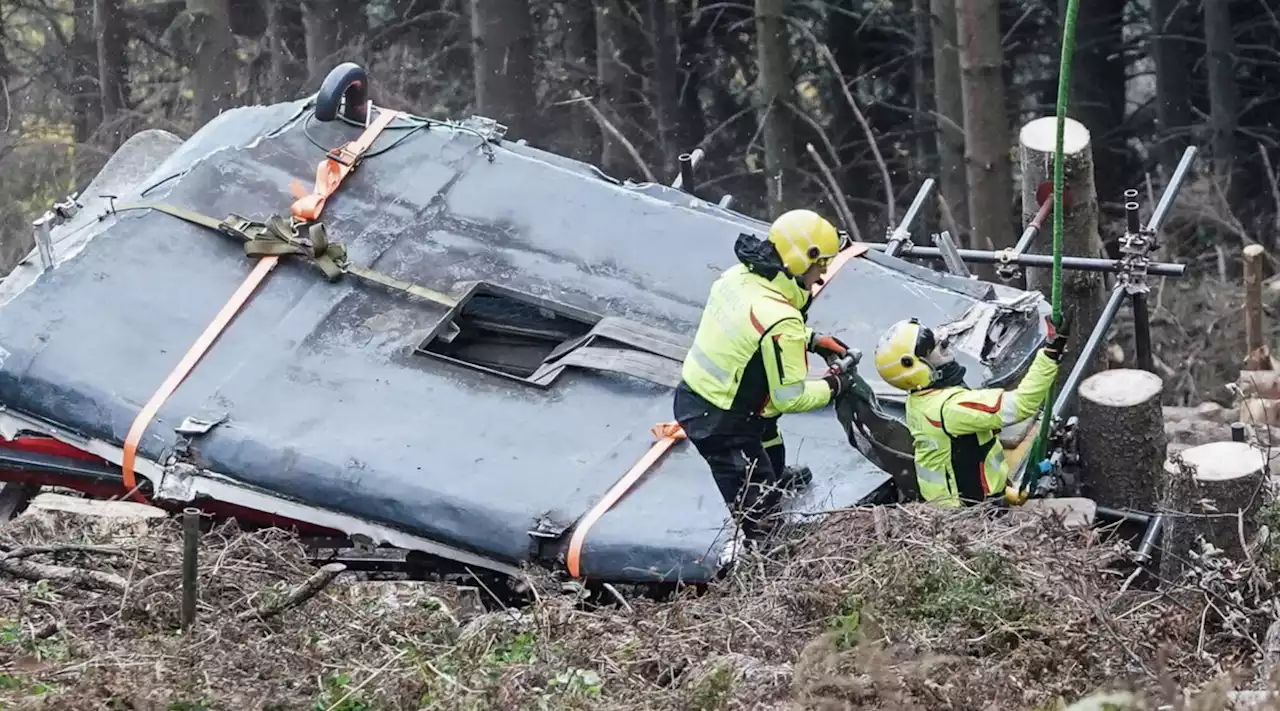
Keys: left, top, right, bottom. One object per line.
{"left": 175, "top": 411, "right": 229, "bottom": 436}
{"left": 932, "top": 230, "right": 972, "bottom": 279}
{"left": 671, "top": 148, "right": 704, "bottom": 193}
{"left": 461, "top": 115, "right": 509, "bottom": 144}
{"left": 30, "top": 192, "right": 83, "bottom": 272}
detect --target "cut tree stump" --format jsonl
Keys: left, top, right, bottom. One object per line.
{"left": 1077, "top": 368, "right": 1167, "bottom": 511}
{"left": 1019, "top": 116, "right": 1108, "bottom": 388}
{"left": 1158, "top": 441, "right": 1268, "bottom": 582}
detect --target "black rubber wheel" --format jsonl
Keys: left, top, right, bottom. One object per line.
{"left": 314, "top": 62, "right": 370, "bottom": 123}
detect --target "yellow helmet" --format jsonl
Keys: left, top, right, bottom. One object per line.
{"left": 767, "top": 209, "right": 842, "bottom": 277}
{"left": 874, "top": 318, "right": 938, "bottom": 392}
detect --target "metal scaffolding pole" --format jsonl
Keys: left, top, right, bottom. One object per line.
{"left": 867, "top": 243, "right": 1187, "bottom": 277}
{"left": 885, "top": 179, "right": 935, "bottom": 257}
{"left": 1052, "top": 283, "right": 1129, "bottom": 422}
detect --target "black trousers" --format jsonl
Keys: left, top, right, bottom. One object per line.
{"left": 674, "top": 383, "right": 788, "bottom": 539}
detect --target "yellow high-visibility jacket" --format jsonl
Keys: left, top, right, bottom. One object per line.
{"left": 904, "top": 349, "right": 1059, "bottom": 507}
{"left": 680, "top": 263, "right": 831, "bottom": 423}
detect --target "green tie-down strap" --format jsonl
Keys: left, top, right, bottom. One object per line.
{"left": 110, "top": 201, "right": 457, "bottom": 308}
{"left": 240, "top": 217, "right": 345, "bottom": 282}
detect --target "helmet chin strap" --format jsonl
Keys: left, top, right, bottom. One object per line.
{"left": 929, "top": 359, "right": 967, "bottom": 389}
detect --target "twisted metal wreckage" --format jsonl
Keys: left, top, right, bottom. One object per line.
{"left": 0, "top": 63, "right": 1191, "bottom": 589}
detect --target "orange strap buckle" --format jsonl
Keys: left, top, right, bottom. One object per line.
{"left": 565, "top": 422, "right": 687, "bottom": 579}
{"left": 290, "top": 108, "right": 401, "bottom": 222}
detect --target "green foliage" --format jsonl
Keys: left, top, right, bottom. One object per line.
{"left": 687, "top": 665, "right": 735, "bottom": 711}
{"left": 546, "top": 667, "right": 603, "bottom": 699}
{"left": 487, "top": 630, "right": 537, "bottom": 665}
{"left": 827, "top": 594, "right": 864, "bottom": 650}
{"left": 898, "top": 549, "right": 1030, "bottom": 633}
{"left": 313, "top": 672, "right": 370, "bottom": 711}
{"left": 1259, "top": 498, "right": 1280, "bottom": 574}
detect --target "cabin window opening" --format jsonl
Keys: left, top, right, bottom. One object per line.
{"left": 416, "top": 282, "right": 598, "bottom": 383}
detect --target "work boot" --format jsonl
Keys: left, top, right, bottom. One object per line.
{"left": 777, "top": 465, "right": 813, "bottom": 492}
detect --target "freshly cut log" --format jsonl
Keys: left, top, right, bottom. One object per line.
{"left": 1158, "top": 441, "right": 1267, "bottom": 581}
{"left": 1077, "top": 368, "right": 1166, "bottom": 511}
{"left": 1018, "top": 116, "right": 1107, "bottom": 383}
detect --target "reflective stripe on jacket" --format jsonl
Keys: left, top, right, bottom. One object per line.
{"left": 681, "top": 263, "right": 831, "bottom": 420}
{"left": 904, "top": 349, "right": 1059, "bottom": 507}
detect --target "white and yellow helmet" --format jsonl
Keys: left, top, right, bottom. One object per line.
{"left": 874, "top": 318, "right": 944, "bottom": 392}
{"left": 767, "top": 209, "right": 843, "bottom": 278}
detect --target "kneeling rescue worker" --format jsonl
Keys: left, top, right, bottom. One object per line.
{"left": 873, "top": 315, "right": 1069, "bottom": 507}
{"left": 674, "top": 209, "right": 859, "bottom": 540}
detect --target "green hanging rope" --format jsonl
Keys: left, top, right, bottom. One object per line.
{"left": 1020, "top": 0, "right": 1079, "bottom": 499}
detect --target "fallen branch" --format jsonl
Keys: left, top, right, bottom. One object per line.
{"left": 0, "top": 557, "right": 127, "bottom": 593}
{"left": 30, "top": 620, "right": 59, "bottom": 640}
{"left": 0, "top": 544, "right": 127, "bottom": 561}
{"left": 237, "top": 562, "right": 347, "bottom": 621}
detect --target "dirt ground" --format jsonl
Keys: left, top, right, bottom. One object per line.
{"left": 2, "top": 501, "right": 1279, "bottom": 711}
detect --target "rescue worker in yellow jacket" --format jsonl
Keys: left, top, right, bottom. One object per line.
{"left": 872, "top": 316, "right": 1069, "bottom": 507}
{"left": 674, "top": 209, "right": 859, "bottom": 540}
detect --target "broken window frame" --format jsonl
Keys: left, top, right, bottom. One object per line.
{"left": 415, "top": 281, "right": 604, "bottom": 388}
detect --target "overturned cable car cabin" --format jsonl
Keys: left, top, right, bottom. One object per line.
{"left": 0, "top": 64, "right": 1060, "bottom": 585}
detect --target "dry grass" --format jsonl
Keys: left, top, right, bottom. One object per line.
{"left": 0, "top": 501, "right": 1277, "bottom": 710}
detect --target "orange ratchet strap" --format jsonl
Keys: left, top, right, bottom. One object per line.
{"left": 120, "top": 257, "right": 280, "bottom": 503}
{"left": 122, "top": 108, "right": 401, "bottom": 503}
{"left": 565, "top": 422, "right": 687, "bottom": 579}
{"left": 290, "top": 107, "right": 401, "bottom": 222}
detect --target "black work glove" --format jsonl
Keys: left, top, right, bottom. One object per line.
{"left": 823, "top": 368, "right": 856, "bottom": 398}
{"left": 809, "top": 332, "right": 850, "bottom": 360}
{"left": 1043, "top": 307, "right": 1074, "bottom": 362}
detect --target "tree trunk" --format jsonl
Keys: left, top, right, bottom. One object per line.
{"left": 594, "top": 0, "right": 648, "bottom": 178}
{"left": 1159, "top": 441, "right": 1267, "bottom": 581}
{"left": 560, "top": 0, "right": 598, "bottom": 161}
{"left": 930, "top": 0, "right": 969, "bottom": 244}
{"left": 676, "top": 3, "right": 706, "bottom": 160}
{"left": 471, "top": 0, "right": 539, "bottom": 140}
{"left": 302, "top": 0, "right": 340, "bottom": 83}
{"left": 188, "top": 0, "right": 238, "bottom": 129}
{"left": 955, "top": 0, "right": 1013, "bottom": 251}
{"left": 1066, "top": 0, "right": 1126, "bottom": 201}
{"left": 1149, "top": 0, "right": 1193, "bottom": 176}
{"left": 912, "top": 0, "right": 937, "bottom": 237}
{"left": 1077, "top": 368, "right": 1167, "bottom": 512}
{"left": 1204, "top": 0, "right": 1244, "bottom": 213}
{"left": 0, "top": 10, "right": 9, "bottom": 135}
{"left": 267, "top": 0, "right": 308, "bottom": 101}
{"left": 71, "top": 0, "right": 100, "bottom": 144}
{"left": 1019, "top": 116, "right": 1108, "bottom": 382}
{"left": 94, "top": 0, "right": 129, "bottom": 147}
{"left": 755, "top": 0, "right": 797, "bottom": 217}
{"left": 648, "top": 0, "right": 684, "bottom": 178}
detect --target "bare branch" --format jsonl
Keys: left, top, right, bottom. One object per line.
{"left": 787, "top": 18, "right": 896, "bottom": 225}
{"left": 568, "top": 91, "right": 658, "bottom": 184}
{"left": 805, "top": 143, "right": 860, "bottom": 242}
